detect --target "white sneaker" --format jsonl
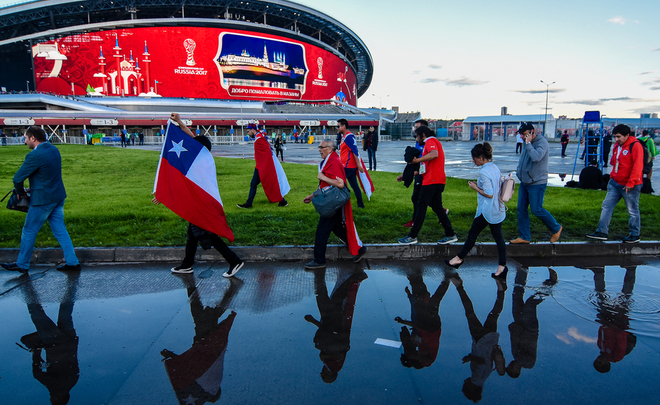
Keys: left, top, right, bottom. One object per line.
{"left": 223, "top": 261, "right": 244, "bottom": 278}
{"left": 171, "top": 266, "right": 193, "bottom": 274}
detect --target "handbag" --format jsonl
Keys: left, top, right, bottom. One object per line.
{"left": 1, "top": 189, "right": 30, "bottom": 212}
{"left": 311, "top": 185, "right": 350, "bottom": 218}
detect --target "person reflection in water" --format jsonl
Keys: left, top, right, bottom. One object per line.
{"left": 305, "top": 268, "right": 368, "bottom": 383}
{"left": 395, "top": 271, "right": 450, "bottom": 369}
{"left": 506, "top": 267, "right": 558, "bottom": 378}
{"left": 589, "top": 266, "right": 637, "bottom": 373}
{"left": 451, "top": 274, "right": 506, "bottom": 403}
{"left": 161, "top": 275, "right": 242, "bottom": 404}
{"left": 17, "top": 271, "right": 81, "bottom": 405}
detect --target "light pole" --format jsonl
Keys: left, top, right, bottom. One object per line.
{"left": 540, "top": 80, "right": 554, "bottom": 124}
{"left": 372, "top": 93, "right": 389, "bottom": 109}
{"left": 26, "top": 80, "right": 29, "bottom": 92}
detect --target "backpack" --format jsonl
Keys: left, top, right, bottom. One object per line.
{"left": 499, "top": 174, "right": 515, "bottom": 210}
{"left": 627, "top": 141, "right": 652, "bottom": 175}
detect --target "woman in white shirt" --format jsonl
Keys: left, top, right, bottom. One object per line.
{"left": 446, "top": 143, "right": 508, "bottom": 279}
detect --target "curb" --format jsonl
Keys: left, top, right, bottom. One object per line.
{"left": 2, "top": 241, "right": 660, "bottom": 265}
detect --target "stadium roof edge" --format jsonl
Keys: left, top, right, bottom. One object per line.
{"left": 0, "top": 0, "right": 373, "bottom": 97}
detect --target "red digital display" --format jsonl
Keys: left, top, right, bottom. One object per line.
{"left": 32, "top": 27, "right": 358, "bottom": 105}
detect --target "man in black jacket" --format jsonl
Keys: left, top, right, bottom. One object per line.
{"left": 364, "top": 126, "right": 379, "bottom": 171}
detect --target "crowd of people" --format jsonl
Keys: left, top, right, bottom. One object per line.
{"left": 0, "top": 118, "right": 652, "bottom": 279}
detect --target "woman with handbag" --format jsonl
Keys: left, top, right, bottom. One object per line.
{"left": 445, "top": 142, "right": 508, "bottom": 279}
{"left": 303, "top": 140, "right": 367, "bottom": 269}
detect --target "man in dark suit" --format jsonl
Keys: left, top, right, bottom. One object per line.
{"left": 1, "top": 126, "right": 80, "bottom": 273}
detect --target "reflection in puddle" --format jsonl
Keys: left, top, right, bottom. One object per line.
{"left": 2, "top": 259, "right": 660, "bottom": 404}
{"left": 552, "top": 265, "right": 660, "bottom": 339}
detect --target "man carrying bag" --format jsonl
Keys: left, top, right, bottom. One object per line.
{"left": 303, "top": 140, "right": 367, "bottom": 269}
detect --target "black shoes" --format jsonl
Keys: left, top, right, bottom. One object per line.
{"left": 56, "top": 263, "right": 81, "bottom": 272}
{"left": 444, "top": 258, "right": 463, "bottom": 269}
{"left": 223, "top": 261, "right": 244, "bottom": 278}
{"left": 278, "top": 200, "right": 288, "bottom": 207}
{"left": 491, "top": 266, "right": 509, "bottom": 279}
{"left": 305, "top": 261, "right": 326, "bottom": 270}
{"left": 1, "top": 263, "right": 28, "bottom": 273}
{"left": 237, "top": 203, "right": 252, "bottom": 209}
{"left": 352, "top": 247, "right": 368, "bottom": 263}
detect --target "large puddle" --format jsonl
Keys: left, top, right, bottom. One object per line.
{"left": 1, "top": 257, "right": 659, "bottom": 404}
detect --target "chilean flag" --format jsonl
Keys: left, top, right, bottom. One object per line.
{"left": 356, "top": 158, "right": 374, "bottom": 201}
{"left": 153, "top": 121, "right": 234, "bottom": 242}
{"left": 254, "top": 133, "right": 290, "bottom": 202}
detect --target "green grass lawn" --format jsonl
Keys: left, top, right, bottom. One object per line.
{"left": 1, "top": 144, "right": 659, "bottom": 248}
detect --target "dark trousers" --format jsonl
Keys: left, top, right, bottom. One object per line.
{"left": 245, "top": 168, "right": 286, "bottom": 206}
{"left": 516, "top": 142, "right": 523, "bottom": 154}
{"left": 314, "top": 209, "right": 349, "bottom": 263}
{"left": 457, "top": 214, "right": 507, "bottom": 266}
{"left": 561, "top": 143, "right": 568, "bottom": 157}
{"left": 276, "top": 148, "right": 284, "bottom": 161}
{"left": 367, "top": 148, "right": 376, "bottom": 170}
{"left": 345, "top": 168, "right": 364, "bottom": 207}
{"left": 410, "top": 177, "right": 422, "bottom": 221}
{"left": 181, "top": 224, "right": 240, "bottom": 268}
{"left": 409, "top": 183, "right": 454, "bottom": 238}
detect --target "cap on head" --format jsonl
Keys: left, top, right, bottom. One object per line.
{"left": 247, "top": 123, "right": 259, "bottom": 130}
{"left": 518, "top": 122, "right": 534, "bottom": 134}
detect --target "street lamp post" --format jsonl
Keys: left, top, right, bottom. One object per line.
{"left": 372, "top": 93, "right": 389, "bottom": 109}
{"left": 540, "top": 80, "right": 555, "bottom": 124}
{"left": 26, "top": 81, "right": 29, "bottom": 92}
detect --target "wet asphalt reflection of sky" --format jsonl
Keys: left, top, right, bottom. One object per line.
{"left": 1, "top": 257, "right": 660, "bottom": 404}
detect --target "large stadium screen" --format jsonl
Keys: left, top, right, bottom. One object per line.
{"left": 32, "top": 27, "right": 358, "bottom": 104}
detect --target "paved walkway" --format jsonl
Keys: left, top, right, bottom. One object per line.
{"left": 128, "top": 138, "right": 660, "bottom": 192}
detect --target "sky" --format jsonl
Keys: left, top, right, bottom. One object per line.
{"left": 297, "top": 0, "right": 660, "bottom": 120}
{"left": 2, "top": 0, "right": 660, "bottom": 120}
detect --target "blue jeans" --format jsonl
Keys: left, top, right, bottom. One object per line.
{"left": 597, "top": 179, "right": 641, "bottom": 236}
{"left": 516, "top": 183, "right": 561, "bottom": 241}
{"left": 17, "top": 200, "right": 79, "bottom": 269}
{"left": 367, "top": 148, "right": 376, "bottom": 170}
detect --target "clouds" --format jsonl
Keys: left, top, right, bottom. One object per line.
{"left": 557, "top": 97, "right": 659, "bottom": 106}
{"left": 416, "top": 75, "right": 488, "bottom": 86}
{"left": 516, "top": 88, "right": 566, "bottom": 94}
{"left": 608, "top": 16, "right": 627, "bottom": 25}
{"left": 445, "top": 77, "right": 488, "bottom": 87}
{"left": 428, "top": 64, "right": 442, "bottom": 70}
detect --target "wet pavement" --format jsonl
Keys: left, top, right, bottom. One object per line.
{"left": 2, "top": 257, "right": 660, "bottom": 404}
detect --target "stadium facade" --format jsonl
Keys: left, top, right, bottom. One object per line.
{"left": 0, "top": 0, "right": 382, "bottom": 138}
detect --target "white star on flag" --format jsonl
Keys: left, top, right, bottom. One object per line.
{"left": 169, "top": 140, "right": 188, "bottom": 158}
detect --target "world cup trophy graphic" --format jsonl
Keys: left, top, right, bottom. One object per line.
{"left": 183, "top": 38, "right": 196, "bottom": 66}
{"left": 317, "top": 57, "right": 323, "bottom": 79}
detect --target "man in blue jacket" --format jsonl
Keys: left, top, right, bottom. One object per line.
{"left": 1, "top": 126, "right": 80, "bottom": 273}
{"left": 510, "top": 122, "right": 562, "bottom": 244}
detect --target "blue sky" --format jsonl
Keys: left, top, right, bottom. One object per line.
{"left": 2, "top": 0, "right": 659, "bottom": 119}
{"left": 299, "top": 0, "right": 660, "bottom": 119}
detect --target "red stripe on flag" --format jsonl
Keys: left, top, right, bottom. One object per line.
{"left": 343, "top": 200, "right": 362, "bottom": 255}
{"left": 254, "top": 138, "right": 283, "bottom": 202}
{"left": 155, "top": 157, "right": 234, "bottom": 242}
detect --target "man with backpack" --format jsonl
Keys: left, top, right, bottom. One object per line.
{"left": 637, "top": 130, "right": 658, "bottom": 181}
{"left": 586, "top": 124, "right": 644, "bottom": 243}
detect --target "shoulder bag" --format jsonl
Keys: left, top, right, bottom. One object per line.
{"left": 312, "top": 186, "right": 351, "bottom": 218}
{"left": 1, "top": 189, "right": 30, "bottom": 213}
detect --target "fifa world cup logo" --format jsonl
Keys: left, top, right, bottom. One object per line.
{"left": 317, "top": 57, "right": 323, "bottom": 79}
{"left": 183, "top": 39, "right": 196, "bottom": 66}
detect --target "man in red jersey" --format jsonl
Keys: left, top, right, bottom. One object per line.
{"left": 398, "top": 126, "right": 456, "bottom": 245}
{"left": 586, "top": 124, "right": 644, "bottom": 243}
{"left": 337, "top": 118, "right": 366, "bottom": 208}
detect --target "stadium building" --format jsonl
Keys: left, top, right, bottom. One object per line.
{"left": 0, "top": 0, "right": 381, "bottom": 142}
